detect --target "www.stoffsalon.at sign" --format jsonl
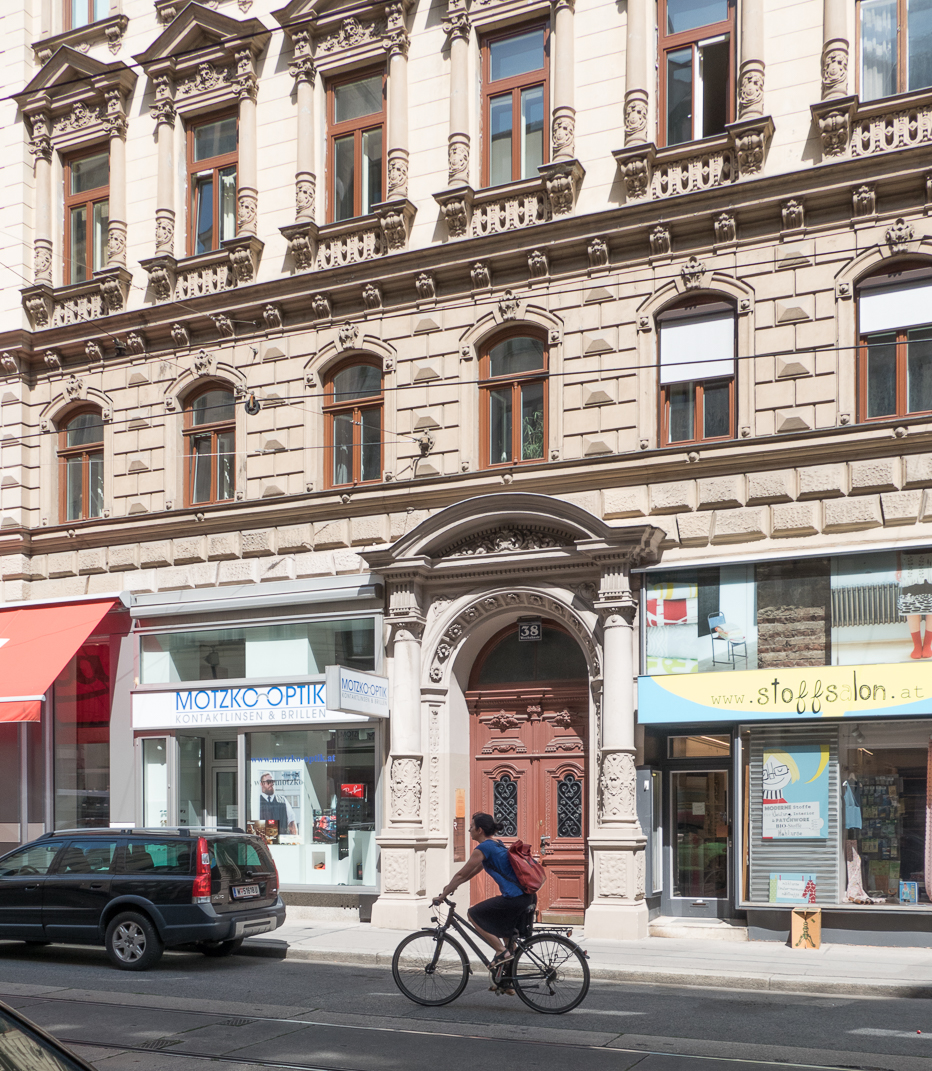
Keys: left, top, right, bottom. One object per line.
{"left": 131, "top": 666, "right": 389, "bottom": 730}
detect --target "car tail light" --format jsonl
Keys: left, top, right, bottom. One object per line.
{"left": 267, "top": 860, "right": 280, "bottom": 898}
{"left": 192, "top": 836, "right": 212, "bottom": 903}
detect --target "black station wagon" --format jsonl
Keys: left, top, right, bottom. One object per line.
{"left": 0, "top": 827, "right": 285, "bottom": 970}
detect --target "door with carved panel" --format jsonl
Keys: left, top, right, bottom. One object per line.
{"left": 466, "top": 623, "right": 589, "bottom": 923}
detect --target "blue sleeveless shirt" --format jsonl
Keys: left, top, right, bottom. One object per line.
{"left": 477, "top": 839, "right": 524, "bottom": 898}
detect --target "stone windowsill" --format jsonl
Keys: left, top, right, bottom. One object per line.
{"left": 33, "top": 14, "right": 129, "bottom": 61}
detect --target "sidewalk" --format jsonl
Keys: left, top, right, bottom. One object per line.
{"left": 243, "top": 918, "right": 932, "bottom": 999}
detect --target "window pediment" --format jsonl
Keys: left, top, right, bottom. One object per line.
{"left": 274, "top": 0, "right": 410, "bottom": 72}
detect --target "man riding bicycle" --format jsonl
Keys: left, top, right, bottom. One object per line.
{"left": 433, "top": 812, "right": 536, "bottom": 985}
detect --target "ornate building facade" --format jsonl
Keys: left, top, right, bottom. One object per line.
{"left": 2, "top": 0, "right": 932, "bottom": 941}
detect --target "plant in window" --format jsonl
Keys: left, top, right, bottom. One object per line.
{"left": 482, "top": 25, "right": 549, "bottom": 186}
{"left": 59, "top": 409, "right": 104, "bottom": 521}
{"left": 480, "top": 332, "right": 548, "bottom": 467}
{"left": 325, "top": 361, "right": 383, "bottom": 486}
{"left": 183, "top": 387, "right": 235, "bottom": 505}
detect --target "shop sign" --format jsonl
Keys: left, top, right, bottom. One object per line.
{"left": 761, "top": 743, "right": 829, "bottom": 839}
{"left": 324, "top": 665, "right": 389, "bottom": 718}
{"left": 132, "top": 681, "right": 371, "bottom": 730}
{"left": 638, "top": 663, "right": 932, "bottom": 723}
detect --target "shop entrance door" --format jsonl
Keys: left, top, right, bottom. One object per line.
{"left": 663, "top": 769, "right": 732, "bottom": 918}
{"left": 206, "top": 736, "right": 239, "bottom": 829}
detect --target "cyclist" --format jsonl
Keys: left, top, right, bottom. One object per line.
{"left": 432, "top": 812, "right": 535, "bottom": 983}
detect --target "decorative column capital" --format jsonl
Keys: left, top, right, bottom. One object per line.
{"left": 388, "top": 617, "right": 425, "bottom": 644}
{"left": 28, "top": 110, "right": 52, "bottom": 163}
{"left": 103, "top": 87, "right": 128, "bottom": 139}
{"left": 233, "top": 48, "right": 259, "bottom": 101}
{"left": 821, "top": 39, "right": 849, "bottom": 100}
{"left": 553, "top": 0, "right": 576, "bottom": 12}
{"left": 442, "top": 11, "right": 471, "bottom": 39}
{"left": 150, "top": 74, "right": 176, "bottom": 126}
{"left": 383, "top": 29, "right": 410, "bottom": 58}
{"left": 289, "top": 29, "right": 317, "bottom": 84}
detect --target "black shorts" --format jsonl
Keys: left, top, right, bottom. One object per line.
{"left": 468, "top": 892, "right": 536, "bottom": 939}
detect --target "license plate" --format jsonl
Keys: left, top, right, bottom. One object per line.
{"left": 232, "top": 884, "right": 260, "bottom": 899}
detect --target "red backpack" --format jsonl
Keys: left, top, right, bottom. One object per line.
{"left": 507, "top": 840, "right": 547, "bottom": 894}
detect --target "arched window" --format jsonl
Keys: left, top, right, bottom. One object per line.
{"left": 480, "top": 330, "right": 548, "bottom": 468}
{"left": 324, "top": 360, "right": 383, "bottom": 488}
{"left": 473, "top": 623, "right": 587, "bottom": 685}
{"left": 858, "top": 265, "right": 932, "bottom": 421}
{"left": 183, "top": 386, "right": 235, "bottom": 505}
{"left": 658, "top": 298, "right": 735, "bottom": 445}
{"left": 59, "top": 409, "right": 103, "bottom": 521}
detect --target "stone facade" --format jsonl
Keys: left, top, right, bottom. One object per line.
{"left": 2, "top": 0, "right": 932, "bottom": 936}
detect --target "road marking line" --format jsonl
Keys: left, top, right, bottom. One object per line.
{"left": 849, "top": 1028, "right": 930, "bottom": 1038}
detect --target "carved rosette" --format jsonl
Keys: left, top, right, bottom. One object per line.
{"left": 599, "top": 752, "right": 636, "bottom": 822}
{"left": 390, "top": 757, "right": 423, "bottom": 822}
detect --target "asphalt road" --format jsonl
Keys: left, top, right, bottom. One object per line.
{"left": 1, "top": 940, "right": 932, "bottom": 1071}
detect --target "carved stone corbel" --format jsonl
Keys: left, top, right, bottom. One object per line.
{"left": 726, "top": 115, "right": 774, "bottom": 176}
{"left": 21, "top": 285, "right": 53, "bottom": 330}
{"left": 539, "top": 159, "right": 585, "bottom": 217}
{"left": 433, "top": 186, "right": 473, "bottom": 238}
{"left": 97, "top": 266, "right": 131, "bottom": 314}
{"left": 139, "top": 255, "right": 177, "bottom": 302}
{"left": 612, "top": 143, "right": 655, "bottom": 201}
{"left": 810, "top": 96, "right": 856, "bottom": 160}
{"left": 223, "top": 235, "right": 264, "bottom": 286}
{"left": 280, "top": 222, "right": 318, "bottom": 272}
{"left": 375, "top": 198, "right": 416, "bottom": 253}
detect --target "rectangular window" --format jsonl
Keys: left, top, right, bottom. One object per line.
{"left": 188, "top": 115, "right": 238, "bottom": 256}
{"left": 328, "top": 72, "right": 384, "bottom": 222}
{"left": 859, "top": 277, "right": 932, "bottom": 421}
{"left": 860, "top": 0, "right": 932, "bottom": 100}
{"left": 67, "top": 0, "right": 109, "bottom": 30}
{"left": 64, "top": 149, "right": 109, "bottom": 285}
{"left": 660, "top": 0, "right": 734, "bottom": 146}
{"left": 482, "top": 25, "right": 549, "bottom": 187}
{"left": 659, "top": 307, "right": 735, "bottom": 444}
{"left": 139, "top": 618, "right": 378, "bottom": 684}
{"left": 247, "top": 727, "right": 378, "bottom": 886}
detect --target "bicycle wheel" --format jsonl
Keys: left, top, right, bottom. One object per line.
{"left": 511, "top": 934, "right": 590, "bottom": 1014}
{"left": 392, "top": 930, "right": 469, "bottom": 1006}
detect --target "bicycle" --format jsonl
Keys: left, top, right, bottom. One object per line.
{"left": 391, "top": 898, "right": 590, "bottom": 1014}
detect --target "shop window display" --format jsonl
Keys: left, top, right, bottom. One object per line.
{"left": 140, "top": 618, "right": 376, "bottom": 684}
{"left": 646, "top": 548, "right": 932, "bottom": 674}
{"left": 246, "top": 728, "right": 377, "bottom": 887}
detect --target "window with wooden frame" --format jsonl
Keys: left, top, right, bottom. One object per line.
{"left": 183, "top": 386, "right": 236, "bottom": 506}
{"left": 480, "top": 330, "right": 548, "bottom": 468}
{"left": 328, "top": 70, "right": 385, "bottom": 222}
{"left": 324, "top": 360, "right": 383, "bottom": 487}
{"left": 59, "top": 409, "right": 104, "bottom": 522}
{"left": 66, "top": 0, "right": 109, "bottom": 30}
{"left": 658, "top": 301, "right": 735, "bottom": 445}
{"left": 858, "top": 270, "right": 932, "bottom": 421}
{"left": 482, "top": 24, "right": 549, "bottom": 187}
{"left": 659, "top": 0, "right": 734, "bottom": 147}
{"left": 64, "top": 147, "right": 109, "bottom": 285}
{"left": 859, "top": 0, "right": 932, "bottom": 101}
{"left": 187, "top": 114, "right": 238, "bottom": 256}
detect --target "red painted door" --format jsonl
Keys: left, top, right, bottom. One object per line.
{"left": 468, "top": 685, "right": 588, "bottom": 921}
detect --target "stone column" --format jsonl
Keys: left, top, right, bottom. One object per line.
{"left": 821, "top": 0, "right": 849, "bottom": 100}
{"left": 585, "top": 565, "right": 648, "bottom": 940}
{"left": 290, "top": 30, "right": 317, "bottom": 224}
{"left": 384, "top": 4, "right": 411, "bottom": 202}
{"left": 29, "top": 110, "right": 53, "bottom": 286}
{"left": 104, "top": 89, "right": 128, "bottom": 268}
{"left": 445, "top": 9, "right": 470, "bottom": 186}
{"left": 234, "top": 49, "right": 258, "bottom": 236}
{"left": 551, "top": 0, "right": 576, "bottom": 161}
{"left": 737, "top": 0, "right": 765, "bottom": 119}
{"left": 623, "top": 0, "right": 649, "bottom": 145}
{"left": 151, "top": 75, "right": 176, "bottom": 254}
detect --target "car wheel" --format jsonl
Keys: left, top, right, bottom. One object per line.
{"left": 104, "top": 912, "right": 164, "bottom": 971}
{"left": 199, "top": 937, "right": 244, "bottom": 958}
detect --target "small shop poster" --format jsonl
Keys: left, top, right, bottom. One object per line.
{"left": 769, "top": 873, "right": 817, "bottom": 903}
{"left": 762, "top": 744, "right": 829, "bottom": 839}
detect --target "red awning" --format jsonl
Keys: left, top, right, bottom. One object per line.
{"left": 0, "top": 599, "right": 116, "bottom": 722}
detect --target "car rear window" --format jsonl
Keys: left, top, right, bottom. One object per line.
{"left": 121, "top": 840, "right": 193, "bottom": 874}
{"left": 213, "top": 838, "right": 267, "bottom": 875}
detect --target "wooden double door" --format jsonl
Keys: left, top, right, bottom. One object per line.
{"left": 468, "top": 685, "right": 589, "bottom": 922}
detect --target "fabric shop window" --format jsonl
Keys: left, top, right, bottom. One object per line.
{"left": 660, "top": 0, "right": 734, "bottom": 146}
{"left": 482, "top": 25, "right": 548, "bottom": 186}
{"left": 860, "top": 0, "right": 932, "bottom": 101}
{"left": 480, "top": 331, "right": 548, "bottom": 467}
{"left": 183, "top": 385, "right": 235, "bottom": 505}
{"left": 64, "top": 148, "right": 109, "bottom": 284}
{"left": 59, "top": 409, "right": 104, "bottom": 521}
{"left": 67, "top": 0, "right": 109, "bottom": 30}
{"left": 858, "top": 271, "right": 932, "bottom": 421}
{"left": 324, "top": 361, "right": 383, "bottom": 487}
{"left": 188, "top": 115, "right": 237, "bottom": 255}
{"left": 659, "top": 302, "right": 735, "bottom": 445}
{"left": 328, "top": 71, "right": 384, "bottom": 222}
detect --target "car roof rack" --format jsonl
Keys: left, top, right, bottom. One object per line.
{"left": 37, "top": 826, "right": 246, "bottom": 839}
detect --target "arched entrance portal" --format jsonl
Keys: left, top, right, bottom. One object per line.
{"left": 467, "top": 621, "right": 589, "bottom": 923}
